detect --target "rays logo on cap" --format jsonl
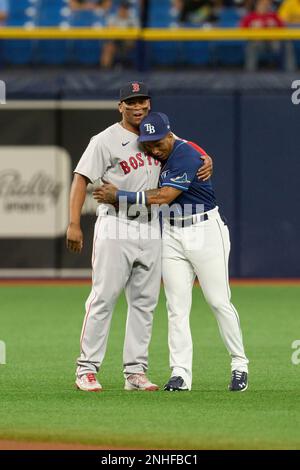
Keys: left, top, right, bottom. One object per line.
{"left": 144, "top": 123, "right": 155, "bottom": 134}
{"left": 132, "top": 82, "right": 140, "bottom": 92}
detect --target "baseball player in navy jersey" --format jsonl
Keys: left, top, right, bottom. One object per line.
{"left": 66, "top": 83, "right": 212, "bottom": 392}
{"left": 94, "top": 112, "right": 249, "bottom": 392}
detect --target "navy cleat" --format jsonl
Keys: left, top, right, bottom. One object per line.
{"left": 164, "top": 376, "right": 188, "bottom": 392}
{"left": 228, "top": 370, "right": 248, "bottom": 392}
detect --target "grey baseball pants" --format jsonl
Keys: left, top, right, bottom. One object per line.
{"left": 76, "top": 214, "right": 161, "bottom": 377}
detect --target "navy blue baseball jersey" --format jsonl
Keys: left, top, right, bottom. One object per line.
{"left": 159, "top": 139, "right": 216, "bottom": 215}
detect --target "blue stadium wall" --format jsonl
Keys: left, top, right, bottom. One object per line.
{"left": 0, "top": 72, "right": 299, "bottom": 277}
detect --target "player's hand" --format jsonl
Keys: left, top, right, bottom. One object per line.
{"left": 66, "top": 223, "right": 83, "bottom": 254}
{"left": 197, "top": 154, "right": 213, "bottom": 181}
{"left": 93, "top": 183, "right": 118, "bottom": 205}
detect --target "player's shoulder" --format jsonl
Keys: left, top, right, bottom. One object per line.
{"left": 186, "top": 140, "right": 207, "bottom": 156}
{"left": 173, "top": 139, "right": 206, "bottom": 159}
{"left": 90, "top": 123, "right": 120, "bottom": 145}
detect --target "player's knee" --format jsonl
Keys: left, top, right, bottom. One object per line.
{"left": 85, "top": 290, "right": 119, "bottom": 312}
{"left": 207, "top": 298, "right": 229, "bottom": 314}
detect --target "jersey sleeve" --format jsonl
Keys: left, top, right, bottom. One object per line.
{"left": 74, "top": 134, "right": 111, "bottom": 184}
{"left": 160, "top": 142, "right": 203, "bottom": 192}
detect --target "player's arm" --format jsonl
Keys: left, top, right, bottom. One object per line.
{"left": 68, "top": 133, "right": 111, "bottom": 253}
{"left": 93, "top": 184, "right": 181, "bottom": 206}
{"left": 174, "top": 137, "right": 212, "bottom": 180}
{"left": 197, "top": 153, "right": 213, "bottom": 181}
{"left": 141, "top": 187, "right": 182, "bottom": 205}
{"left": 66, "top": 173, "right": 90, "bottom": 254}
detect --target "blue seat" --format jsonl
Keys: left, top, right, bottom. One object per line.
{"left": 3, "top": 15, "right": 35, "bottom": 64}
{"left": 148, "top": 41, "right": 181, "bottom": 65}
{"left": 38, "top": 0, "right": 65, "bottom": 6}
{"left": 183, "top": 41, "right": 210, "bottom": 66}
{"left": 211, "top": 8, "right": 244, "bottom": 66}
{"left": 210, "top": 42, "right": 245, "bottom": 66}
{"left": 70, "top": 40, "right": 102, "bottom": 65}
{"left": 8, "top": 0, "right": 33, "bottom": 14}
{"left": 70, "top": 10, "right": 101, "bottom": 27}
{"left": 147, "top": 5, "right": 182, "bottom": 66}
{"left": 294, "top": 41, "right": 300, "bottom": 65}
{"left": 217, "top": 7, "right": 241, "bottom": 27}
{"left": 2, "top": 40, "right": 35, "bottom": 64}
{"left": 148, "top": 0, "right": 170, "bottom": 11}
{"left": 68, "top": 11, "right": 104, "bottom": 65}
{"left": 35, "top": 39, "right": 70, "bottom": 65}
{"left": 33, "top": 8, "right": 70, "bottom": 65}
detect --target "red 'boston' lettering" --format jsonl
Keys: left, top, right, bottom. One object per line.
{"left": 136, "top": 153, "right": 144, "bottom": 166}
{"left": 120, "top": 153, "right": 160, "bottom": 174}
{"left": 129, "top": 157, "right": 138, "bottom": 169}
{"left": 120, "top": 161, "right": 131, "bottom": 174}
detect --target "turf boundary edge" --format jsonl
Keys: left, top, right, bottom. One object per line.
{"left": 0, "top": 279, "right": 300, "bottom": 286}
{"left": 0, "top": 439, "right": 141, "bottom": 450}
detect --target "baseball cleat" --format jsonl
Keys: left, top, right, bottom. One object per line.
{"left": 124, "top": 373, "right": 159, "bottom": 391}
{"left": 228, "top": 370, "right": 248, "bottom": 392}
{"left": 75, "top": 373, "right": 102, "bottom": 392}
{"left": 163, "top": 376, "right": 188, "bottom": 392}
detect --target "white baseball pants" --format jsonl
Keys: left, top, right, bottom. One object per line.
{"left": 162, "top": 207, "right": 249, "bottom": 390}
{"left": 77, "top": 214, "right": 161, "bottom": 378}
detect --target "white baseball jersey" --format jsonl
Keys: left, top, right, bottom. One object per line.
{"left": 74, "top": 123, "right": 161, "bottom": 215}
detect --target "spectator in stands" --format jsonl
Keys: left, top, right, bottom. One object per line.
{"left": 0, "top": 0, "right": 8, "bottom": 25}
{"left": 70, "top": 0, "right": 102, "bottom": 10}
{"left": 100, "top": 1, "right": 139, "bottom": 68}
{"left": 174, "top": 0, "right": 219, "bottom": 26}
{"left": 69, "top": 0, "right": 112, "bottom": 12}
{"left": 240, "top": 0, "right": 283, "bottom": 27}
{"left": 278, "top": 0, "right": 300, "bottom": 24}
{"left": 240, "top": 0, "right": 296, "bottom": 71}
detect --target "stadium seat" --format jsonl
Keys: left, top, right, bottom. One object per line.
{"left": 147, "top": 0, "right": 210, "bottom": 66}
{"left": 294, "top": 41, "right": 300, "bottom": 66}
{"left": 3, "top": 5, "right": 37, "bottom": 65}
{"left": 183, "top": 41, "right": 210, "bottom": 66}
{"left": 217, "top": 7, "right": 241, "bottom": 27}
{"left": 34, "top": 2, "right": 70, "bottom": 65}
{"left": 8, "top": 0, "right": 36, "bottom": 14}
{"left": 212, "top": 8, "right": 245, "bottom": 66}
{"left": 68, "top": 11, "right": 104, "bottom": 66}
{"left": 147, "top": 1, "right": 181, "bottom": 66}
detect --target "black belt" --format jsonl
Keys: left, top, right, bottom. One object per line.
{"left": 168, "top": 213, "right": 208, "bottom": 228}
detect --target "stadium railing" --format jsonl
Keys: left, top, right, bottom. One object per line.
{"left": 0, "top": 27, "right": 300, "bottom": 68}
{"left": 1, "top": 27, "right": 300, "bottom": 40}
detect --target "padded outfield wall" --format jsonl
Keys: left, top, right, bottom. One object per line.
{"left": 0, "top": 71, "right": 299, "bottom": 278}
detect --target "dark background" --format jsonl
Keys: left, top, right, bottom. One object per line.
{"left": 0, "top": 78, "right": 299, "bottom": 277}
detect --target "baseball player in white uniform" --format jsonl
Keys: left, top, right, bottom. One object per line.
{"left": 93, "top": 112, "right": 249, "bottom": 393}
{"left": 66, "top": 82, "right": 213, "bottom": 392}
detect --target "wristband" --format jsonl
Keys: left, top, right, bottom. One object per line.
{"left": 117, "top": 190, "right": 147, "bottom": 205}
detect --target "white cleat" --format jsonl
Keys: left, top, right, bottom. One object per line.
{"left": 75, "top": 373, "right": 102, "bottom": 392}
{"left": 124, "top": 373, "right": 159, "bottom": 391}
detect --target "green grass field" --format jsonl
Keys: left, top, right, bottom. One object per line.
{"left": 0, "top": 283, "right": 300, "bottom": 449}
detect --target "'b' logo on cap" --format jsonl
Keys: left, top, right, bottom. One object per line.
{"left": 132, "top": 82, "right": 140, "bottom": 92}
{"left": 145, "top": 124, "right": 155, "bottom": 134}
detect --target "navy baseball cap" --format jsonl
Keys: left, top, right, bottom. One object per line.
{"left": 119, "top": 81, "right": 150, "bottom": 102}
{"left": 138, "top": 112, "right": 171, "bottom": 142}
